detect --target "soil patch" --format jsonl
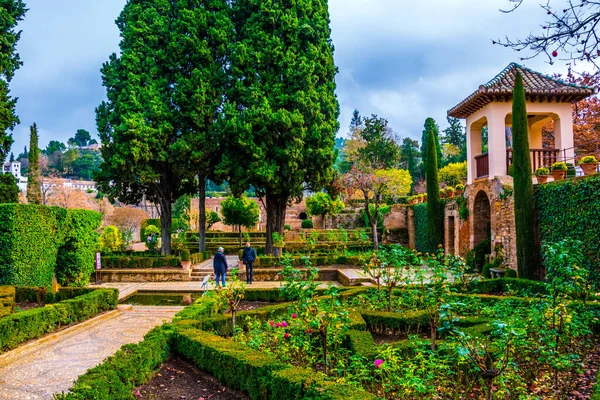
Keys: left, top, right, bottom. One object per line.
{"left": 135, "top": 357, "right": 250, "bottom": 400}
{"left": 224, "top": 301, "right": 272, "bottom": 314}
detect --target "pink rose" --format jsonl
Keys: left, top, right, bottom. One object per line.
{"left": 292, "top": 313, "right": 297, "bottom": 319}
{"left": 374, "top": 359, "right": 384, "bottom": 369}
{"left": 284, "top": 333, "right": 290, "bottom": 339}
{"left": 281, "top": 321, "right": 288, "bottom": 327}
{"left": 269, "top": 321, "right": 275, "bottom": 327}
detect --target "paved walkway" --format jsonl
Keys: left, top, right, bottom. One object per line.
{"left": 0, "top": 306, "right": 181, "bottom": 400}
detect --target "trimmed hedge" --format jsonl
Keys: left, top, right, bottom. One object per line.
{"left": 54, "top": 326, "right": 172, "bottom": 400}
{"left": 535, "top": 174, "right": 600, "bottom": 286}
{"left": 173, "top": 328, "right": 377, "bottom": 400}
{"left": 0, "top": 288, "right": 118, "bottom": 352}
{"left": 0, "top": 286, "right": 15, "bottom": 318}
{"left": 0, "top": 205, "right": 101, "bottom": 288}
{"left": 56, "top": 209, "right": 102, "bottom": 287}
{"left": 15, "top": 286, "right": 47, "bottom": 303}
{"left": 239, "top": 254, "right": 363, "bottom": 267}
{"left": 101, "top": 255, "right": 181, "bottom": 269}
{"left": 361, "top": 310, "right": 430, "bottom": 334}
{"left": 343, "top": 329, "right": 377, "bottom": 359}
{"left": 0, "top": 205, "right": 62, "bottom": 287}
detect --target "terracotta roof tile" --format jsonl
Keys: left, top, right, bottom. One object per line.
{"left": 448, "top": 63, "right": 597, "bottom": 119}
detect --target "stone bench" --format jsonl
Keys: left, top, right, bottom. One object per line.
{"left": 489, "top": 268, "right": 507, "bottom": 279}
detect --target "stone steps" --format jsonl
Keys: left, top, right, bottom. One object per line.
{"left": 337, "top": 269, "right": 373, "bottom": 287}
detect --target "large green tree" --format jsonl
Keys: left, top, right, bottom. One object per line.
{"left": 512, "top": 72, "right": 537, "bottom": 279}
{"left": 426, "top": 129, "right": 443, "bottom": 252}
{"left": 96, "top": 0, "right": 230, "bottom": 255}
{"left": 420, "top": 118, "right": 443, "bottom": 176}
{"left": 401, "top": 137, "right": 420, "bottom": 192}
{"left": 220, "top": 196, "right": 260, "bottom": 245}
{"left": 0, "top": 1, "right": 26, "bottom": 160}
{"left": 45, "top": 140, "right": 66, "bottom": 156}
{"left": 358, "top": 114, "right": 401, "bottom": 169}
{"left": 69, "top": 129, "right": 92, "bottom": 147}
{"left": 441, "top": 116, "right": 466, "bottom": 164}
{"left": 0, "top": 173, "right": 19, "bottom": 203}
{"left": 26, "top": 123, "right": 41, "bottom": 204}
{"left": 223, "top": 0, "right": 339, "bottom": 255}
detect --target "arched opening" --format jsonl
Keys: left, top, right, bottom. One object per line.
{"left": 472, "top": 190, "right": 491, "bottom": 270}
{"left": 298, "top": 212, "right": 308, "bottom": 220}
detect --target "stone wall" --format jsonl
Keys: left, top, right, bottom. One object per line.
{"left": 98, "top": 269, "right": 191, "bottom": 283}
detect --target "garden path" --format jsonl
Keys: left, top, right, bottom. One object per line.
{"left": 0, "top": 306, "right": 181, "bottom": 400}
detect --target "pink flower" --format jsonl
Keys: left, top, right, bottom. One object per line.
{"left": 284, "top": 333, "right": 290, "bottom": 339}
{"left": 374, "top": 359, "right": 384, "bottom": 369}
{"left": 281, "top": 321, "right": 289, "bottom": 327}
{"left": 292, "top": 313, "right": 297, "bottom": 319}
{"left": 275, "top": 323, "right": 282, "bottom": 328}
{"left": 269, "top": 321, "right": 275, "bottom": 327}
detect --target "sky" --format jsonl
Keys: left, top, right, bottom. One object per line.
{"left": 7, "top": 0, "right": 582, "bottom": 157}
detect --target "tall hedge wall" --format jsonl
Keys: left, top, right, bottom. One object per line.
{"left": 535, "top": 175, "right": 600, "bottom": 286}
{"left": 0, "top": 204, "right": 101, "bottom": 288}
{"left": 56, "top": 209, "right": 102, "bottom": 287}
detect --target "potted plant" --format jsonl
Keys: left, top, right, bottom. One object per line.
{"left": 551, "top": 161, "right": 568, "bottom": 181}
{"left": 455, "top": 184, "right": 465, "bottom": 197}
{"left": 423, "top": 193, "right": 428, "bottom": 203}
{"left": 439, "top": 189, "right": 446, "bottom": 199}
{"left": 180, "top": 249, "right": 191, "bottom": 272}
{"left": 579, "top": 155, "right": 598, "bottom": 176}
{"left": 534, "top": 167, "right": 550, "bottom": 184}
{"left": 445, "top": 187, "right": 455, "bottom": 198}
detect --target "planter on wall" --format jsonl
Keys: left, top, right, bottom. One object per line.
{"left": 552, "top": 170, "right": 566, "bottom": 181}
{"left": 581, "top": 163, "right": 598, "bottom": 176}
{"left": 536, "top": 175, "right": 549, "bottom": 184}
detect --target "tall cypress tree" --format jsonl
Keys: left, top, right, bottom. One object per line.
{"left": 224, "top": 0, "right": 339, "bottom": 255}
{"left": 512, "top": 72, "right": 536, "bottom": 279}
{"left": 0, "top": 1, "right": 27, "bottom": 160}
{"left": 421, "top": 118, "right": 443, "bottom": 176}
{"left": 26, "top": 123, "right": 41, "bottom": 204}
{"left": 426, "top": 129, "right": 442, "bottom": 252}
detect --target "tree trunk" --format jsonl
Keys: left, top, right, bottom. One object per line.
{"left": 265, "top": 192, "right": 287, "bottom": 256}
{"left": 198, "top": 177, "right": 206, "bottom": 252}
{"left": 239, "top": 225, "right": 242, "bottom": 247}
{"left": 372, "top": 221, "right": 379, "bottom": 250}
{"left": 160, "top": 200, "right": 172, "bottom": 255}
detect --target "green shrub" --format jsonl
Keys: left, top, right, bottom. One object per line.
{"left": 102, "top": 256, "right": 181, "bottom": 269}
{"left": 99, "top": 226, "right": 123, "bottom": 253}
{"left": 361, "top": 310, "right": 430, "bottom": 334}
{"left": 504, "top": 269, "right": 517, "bottom": 278}
{"left": 0, "top": 288, "right": 118, "bottom": 353}
{"left": 414, "top": 203, "right": 443, "bottom": 253}
{"left": 284, "top": 224, "right": 291, "bottom": 231}
{"left": 482, "top": 263, "right": 493, "bottom": 279}
{"left": 551, "top": 161, "right": 568, "bottom": 171}
{"left": 56, "top": 209, "right": 102, "bottom": 287}
{"left": 301, "top": 219, "right": 314, "bottom": 229}
{"left": 180, "top": 249, "right": 191, "bottom": 262}
{"left": 343, "top": 329, "right": 377, "bottom": 359}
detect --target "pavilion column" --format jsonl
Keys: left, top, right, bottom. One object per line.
{"left": 467, "top": 121, "right": 482, "bottom": 184}
{"left": 487, "top": 111, "right": 508, "bottom": 178}
{"left": 554, "top": 111, "right": 574, "bottom": 161}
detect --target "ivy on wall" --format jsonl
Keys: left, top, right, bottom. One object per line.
{"left": 535, "top": 175, "right": 600, "bottom": 286}
{"left": 414, "top": 202, "right": 446, "bottom": 254}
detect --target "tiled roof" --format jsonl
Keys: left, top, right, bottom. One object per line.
{"left": 448, "top": 62, "right": 597, "bottom": 119}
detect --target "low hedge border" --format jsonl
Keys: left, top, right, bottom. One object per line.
{"left": 101, "top": 256, "right": 181, "bottom": 269}
{"left": 15, "top": 286, "right": 48, "bottom": 303}
{"left": 361, "top": 310, "right": 430, "bottom": 335}
{"left": 237, "top": 254, "right": 363, "bottom": 267}
{"left": 343, "top": 329, "right": 377, "bottom": 360}
{"left": 54, "top": 325, "right": 172, "bottom": 400}
{"left": 0, "top": 288, "right": 118, "bottom": 353}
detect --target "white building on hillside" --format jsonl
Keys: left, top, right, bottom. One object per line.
{"left": 2, "top": 161, "right": 28, "bottom": 192}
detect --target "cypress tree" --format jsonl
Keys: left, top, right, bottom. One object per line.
{"left": 426, "top": 129, "right": 443, "bottom": 252}
{"left": 512, "top": 72, "right": 536, "bottom": 279}
{"left": 26, "top": 123, "right": 42, "bottom": 204}
{"left": 421, "top": 118, "right": 443, "bottom": 174}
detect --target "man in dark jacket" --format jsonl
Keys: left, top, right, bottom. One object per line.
{"left": 242, "top": 242, "right": 257, "bottom": 284}
{"left": 213, "top": 247, "right": 228, "bottom": 288}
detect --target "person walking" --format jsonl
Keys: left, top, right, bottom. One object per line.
{"left": 213, "top": 247, "right": 228, "bottom": 288}
{"left": 242, "top": 242, "right": 257, "bottom": 284}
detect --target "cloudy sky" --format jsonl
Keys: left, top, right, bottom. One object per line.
{"left": 8, "top": 0, "right": 580, "bottom": 157}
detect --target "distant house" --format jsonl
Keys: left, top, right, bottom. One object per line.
{"left": 2, "top": 161, "right": 28, "bottom": 192}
